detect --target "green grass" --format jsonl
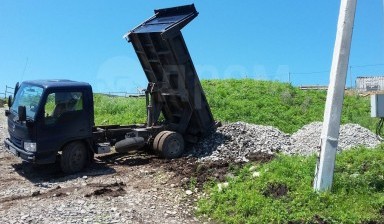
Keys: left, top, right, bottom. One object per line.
{"left": 93, "top": 94, "right": 146, "bottom": 125}
{"left": 202, "top": 79, "right": 374, "bottom": 133}
{"left": 94, "top": 79, "right": 376, "bottom": 134}
{"left": 197, "top": 146, "right": 384, "bottom": 223}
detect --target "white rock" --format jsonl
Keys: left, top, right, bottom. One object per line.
{"left": 77, "top": 199, "right": 85, "bottom": 204}
{"left": 21, "top": 214, "right": 29, "bottom": 220}
{"left": 185, "top": 190, "right": 193, "bottom": 195}
{"left": 217, "top": 182, "right": 229, "bottom": 192}
{"left": 252, "top": 172, "right": 261, "bottom": 178}
{"left": 249, "top": 166, "right": 257, "bottom": 172}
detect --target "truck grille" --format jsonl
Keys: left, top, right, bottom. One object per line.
{"left": 10, "top": 134, "right": 22, "bottom": 148}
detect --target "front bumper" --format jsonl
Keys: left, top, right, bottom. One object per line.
{"left": 4, "top": 138, "right": 36, "bottom": 162}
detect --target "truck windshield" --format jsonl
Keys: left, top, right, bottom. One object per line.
{"left": 11, "top": 84, "right": 44, "bottom": 120}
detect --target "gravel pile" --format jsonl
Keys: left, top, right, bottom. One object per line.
{"left": 290, "top": 122, "right": 380, "bottom": 156}
{"left": 192, "top": 122, "right": 292, "bottom": 163}
{"left": 193, "top": 121, "right": 381, "bottom": 162}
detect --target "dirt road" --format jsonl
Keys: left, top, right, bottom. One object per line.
{"left": 0, "top": 107, "right": 203, "bottom": 223}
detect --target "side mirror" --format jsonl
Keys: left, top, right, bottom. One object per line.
{"left": 5, "top": 110, "right": 10, "bottom": 117}
{"left": 18, "top": 106, "right": 26, "bottom": 122}
{"left": 8, "top": 95, "right": 12, "bottom": 108}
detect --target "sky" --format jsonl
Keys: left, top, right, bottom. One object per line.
{"left": 0, "top": 1, "right": 383, "bottom": 94}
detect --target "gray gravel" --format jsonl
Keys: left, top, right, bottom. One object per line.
{"left": 192, "top": 122, "right": 292, "bottom": 162}
{"left": 290, "top": 122, "right": 380, "bottom": 156}
{"left": 193, "top": 121, "right": 381, "bottom": 162}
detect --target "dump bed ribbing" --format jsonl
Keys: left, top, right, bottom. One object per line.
{"left": 125, "top": 4, "right": 215, "bottom": 139}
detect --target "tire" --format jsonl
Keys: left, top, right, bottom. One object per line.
{"left": 158, "top": 131, "right": 184, "bottom": 159}
{"left": 152, "top": 131, "right": 169, "bottom": 152}
{"left": 60, "top": 141, "right": 88, "bottom": 174}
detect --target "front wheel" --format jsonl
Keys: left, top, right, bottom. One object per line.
{"left": 60, "top": 141, "right": 88, "bottom": 174}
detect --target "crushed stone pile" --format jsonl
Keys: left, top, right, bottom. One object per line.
{"left": 191, "top": 122, "right": 292, "bottom": 163}
{"left": 290, "top": 122, "right": 380, "bottom": 156}
{"left": 192, "top": 121, "right": 381, "bottom": 162}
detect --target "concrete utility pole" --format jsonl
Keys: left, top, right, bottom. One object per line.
{"left": 313, "top": 0, "right": 357, "bottom": 191}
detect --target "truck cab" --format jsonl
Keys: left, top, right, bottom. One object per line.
{"left": 5, "top": 79, "right": 95, "bottom": 172}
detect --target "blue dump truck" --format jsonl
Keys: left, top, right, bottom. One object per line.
{"left": 4, "top": 4, "right": 215, "bottom": 173}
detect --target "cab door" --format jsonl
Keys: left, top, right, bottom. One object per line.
{"left": 36, "top": 89, "right": 91, "bottom": 161}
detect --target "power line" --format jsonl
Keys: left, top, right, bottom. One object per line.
{"left": 20, "top": 57, "right": 29, "bottom": 80}
{"left": 290, "top": 63, "right": 384, "bottom": 75}
{"left": 349, "top": 63, "right": 384, "bottom": 68}
{"left": 291, "top": 70, "right": 329, "bottom": 75}
{"left": 204, "top": 63, "right": 384, "bottom": 82}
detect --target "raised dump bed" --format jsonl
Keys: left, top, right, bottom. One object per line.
{"left": 125, "top": 4, "right": 215, "bottom": 141}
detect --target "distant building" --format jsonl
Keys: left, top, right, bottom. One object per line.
{"left": 356, "top": 76, "right": 384, "bottom": 92}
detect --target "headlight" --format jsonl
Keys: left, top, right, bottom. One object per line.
{"left": 24, "top": 142, "right": 37, "bottom": 152}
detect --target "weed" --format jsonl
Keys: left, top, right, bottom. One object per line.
{"left": 189, "top": 177, "right": 197, "bottom": 191}
{"left": 281, "top": 89, "right": 294, "bottom": 106}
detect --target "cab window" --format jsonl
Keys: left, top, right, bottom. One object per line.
{"left": 44, "top": 91, "right": 83, "bottom": 124}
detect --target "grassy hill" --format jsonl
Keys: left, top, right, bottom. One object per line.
{"left": 94, "top": 94, "right": 146, "bottom": 125}
{"left": 94, "top": 79, "right": 375, "bottom": 134}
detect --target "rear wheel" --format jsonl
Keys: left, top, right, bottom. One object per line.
{"left": 152, "top": 131, "right": 169, "bottom": 152}
{"left": 155, "top": 131, "right": 184, "bottom": 159}
{"left": 60, "top": 141, "right": 88, "bottom": 174}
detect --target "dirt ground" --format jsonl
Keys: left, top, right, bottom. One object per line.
{"left": 0, "top": 107, "right": 200, "bottom": 223}
{"left": 0, "top": 107, "right": 273, "bottom": 223}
